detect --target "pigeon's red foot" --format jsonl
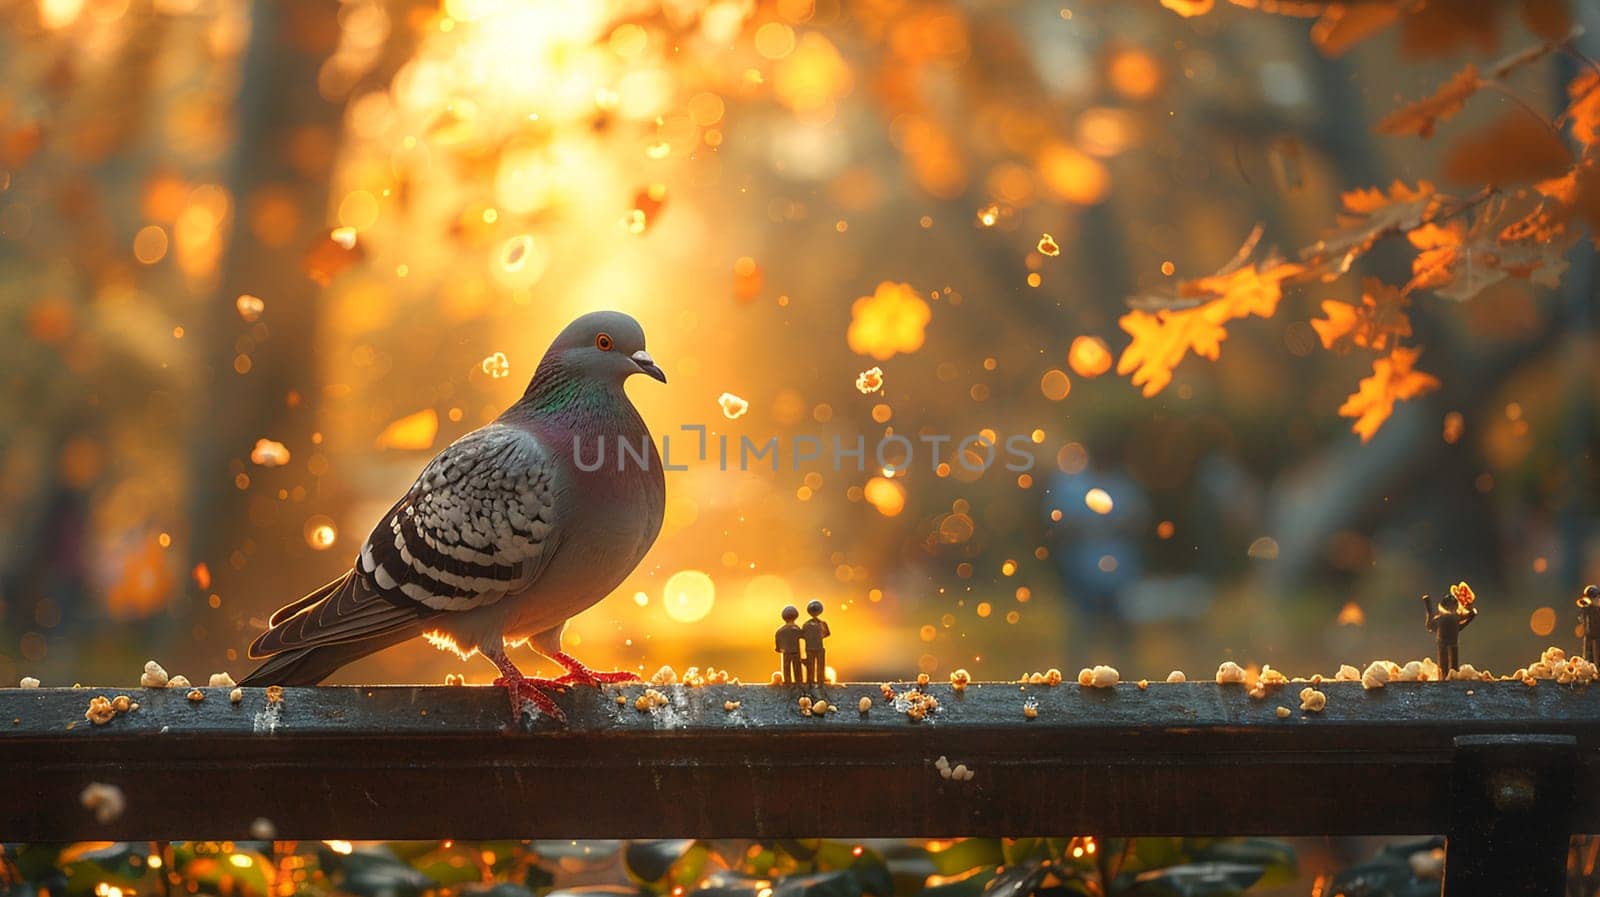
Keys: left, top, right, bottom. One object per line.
{"left": 494, "top": 674, "right": 568, "bottom": 722}
{"left": 551, "top": 651, "right": 641, "bottom": 687}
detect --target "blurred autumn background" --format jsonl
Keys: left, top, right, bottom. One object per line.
{"left": 1, "top": 0, "right": 1598, "bottom": 690}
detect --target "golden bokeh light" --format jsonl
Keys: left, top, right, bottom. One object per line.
{"left": 662, "top": 570, "right": 716, "bottom": 623}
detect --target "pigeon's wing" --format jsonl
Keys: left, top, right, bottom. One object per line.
{"left": 248, "top": 424, "right": 562, "bottom": 657}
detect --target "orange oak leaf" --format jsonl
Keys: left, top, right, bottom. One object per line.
{"left": 1159, "top": 0, "right": 1213, "bottom": 16}
{"left": 1307, "top": 180, "right": 1438, "bottom": 274}
{"left": 1410, "top": 198, "right": 1570, "bottom": 300}
{"left": 1565, "top": 70, "right": 1600, "bottom": 148}
{"left": 1338, "top": 346, "right": 1442, "bottom": 443}
{"left": 1443, "top": 110, "right": 1572, "bottom": 187}
{"left": 1118, "top": 261, "right": 1302, "bottom": 397}
{"left": 1312, "top": 278, "right": 1412, "bottom": 353}
{"left": 1311, "top": 5, "right": 1401, "bottom": 58}
{"left": 1377, "top": 65, "right": 1480, "bottom": 138}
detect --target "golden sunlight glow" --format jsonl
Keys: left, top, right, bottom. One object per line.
{"left": 662, "top": 569, "right": 716, "bottom": 623}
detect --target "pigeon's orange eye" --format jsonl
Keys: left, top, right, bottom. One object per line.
{"left": 595, "top": 333, "right": 613, "bottom": 351}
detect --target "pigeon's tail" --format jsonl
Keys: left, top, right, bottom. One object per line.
{"left": 238, "top": 630, "right": 418, "bottom": 687}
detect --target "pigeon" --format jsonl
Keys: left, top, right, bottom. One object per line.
{"left": 240, "top": 310, "right": 667, "bottom": 721}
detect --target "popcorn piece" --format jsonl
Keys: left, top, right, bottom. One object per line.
{"left": 1248, "top": 685, "right": 1267, "bottom": 700}
{"left": 19, "top": 676, "right": 40, "bottom": 688}
{"left": 916, "top": 673, "right": 930, "bottom": 687}
{"left": 798, "top": 696, "right": 812, "bottom": 711}
{"left": 85, "top": 696, "right": 116, "bottom": 725}
{"left": 1028, "top": 672, "right": 1046, "bottom": 685}
{"left": 208, "top": 672, "right": 236, "bottom": 688}
{"left": 723, "top": 700, "right": 741, "bottom": 712}
{"left": 1083, "top": 665, "right": 1119, "bottom": 688}
{"left": 1528, "top": 661, "right": 1555, "bottom": 680}
{"left": 950, "top": 669, "right": 971, "bottom": 691}
{"left": 140, "top": 661, "right": 170, "bottom": 688}
{"left": 1448, "top": 664, "right": 1482, "bottom": 681}
{"left": 812, "top": 699, "right": 830, "bottom": 715}
{"left": 634, "top": 688, "right": 669, "bottom": 711}
{"left": 110, "top": 695, "right": 132, "bottom": 713}
{"left": 1336, "top": 664, "right": 1360, "bottom": 681}
{"left": 1397, "top": 661, "right": 1424, "bottom": 682}
{"left": 80, "top": 782, "right": 126, "bottom": 824}
{"left": 615, "top": 695, "right": 627, "bottom": 705}
{"left": 444, "top": 673, "right": 465, "bottom": 686}
{"left": 230, "top": 688, "right": 244, "bottom": 704}
{"left": 770, "top": 671, "right": 785, "bottom": 685}
{"left": 1044, "top": 668, "right": 1063, "bottom": 686}
{"left": 934, "top": 755, "right": 950, "bottom": 771}
{"left": 265, "top": 685, "right": 284, "bottom": 704}
{"left": 1275, "top": 706, "right": 1291, "bottom": 718}
{"left": 859, "top": 696, "right": 872, "bottom": 713}
{"left": 1543, "top": 646, "right": 1567, "bottom": 665}
{"left": 1216, "top": 662, "right": 1246, "bottom": 684}
{"left": 650, "top": 665, "right": 677, "bottom": 686}
{"left": 1137, "top": 679, "right": 1149, "bottom": 690}
{"left": 1259, "top": 665, "right": 1288, "bottom": 687}
{"left": 167, "top": 675, "right": 192, "bottom": 689}
{"left": 1023, "top": 701, "right": 1038, "bottom": 719}
{"left": 855, "top": 367, "right": 884, "bottom": 395}
{"left": 951, "top": 764, "right": 971, "bottom": 781}
{"left": 1361, "top": 661, "right": 1389, "bottom": 690}
{"left": 1299, "top": 687, "right": 1326, "bottom": 712}
{"left": 717, "top": 393, "right": 749, "bottom": 420}
{"left": 186, "top": 688, "right": 205, "bottom": 702}
{"left": 1077, "top": 668, "right": 1094, "bottom": 686}
{"left": 681, "top": 667, "right": 705, "bottom": 687}
{"left": 1166, "top": 670, "right": 1186, "bottom": 683}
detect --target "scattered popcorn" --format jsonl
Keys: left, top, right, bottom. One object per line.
{"left": 265, "top": 685, "right": 284, "bottom": 704}
{"left": 85, "top": 696, "right": 116, "bottom": 725}
{"left": 1166, "top": 670, "right": 1186, "bottom": 683}
{"left": 1397, "top": 661, "right": 1424, "bottom": 682}
{"left": 1299, "top": 687, "right": 1326, "bottom": 712}
{"left": 634, "top": 688, "right": 669, "bottom": 711}
{"left": 80, "top": 782, "right": 126, "bottom": 824}
{"left": 615, "top": 695, "right": 627, "bottom": 705}
{"left": 250, "top": 438, "right": 291, "bottom": 468}
{"left": 1078, "top": 665, "right": 1119, "bottom": 688}
{"left": 208, "top": 672, "right": 236, "bottom": 688}
{"left": 717, "top": 393, "right": 749, "bottom": 420}
{"left": 1037, "top": 233, "right": 1061, "bottom": 257}
{"left": 1044, "top": 668, "right": 1063, "bottom": 686}
{"left": 235, "top": 294, "right": 265, "bottom": 322}
{"left": 1259, "top": 666, "right": 1288, "bottom": 687}
{"left": 250, "top": 817, "right": 277, "bottom": 840}
{"left": 880, "top": 682, "right": 896, "bottom": 700}
{"left": 1528, "top": 661, "right": 1555, "bottom": 680}
{"left": 770, "top": 671, "right": 786, "bottom": 685}
{"left": 1023, "top": 700, "right": 1038, "bottom": 719}
{"left": 187, "top": 688, "right": 205, "bottom": 702}
{"left": 1028, "top": 672, "right": 1046, "bottom": 684}
{"left": 1137, "top": 679, "right": 1149, "bottom": 689}
{"left": 230, "top": 688, "right": 244, "bottom": 704}
{"left": 167, "top": 675, "right": 192, "bottom": 689}
{"left": 650, "top": 665, "right": 677, "bottom": 685}
{"left": 445, "top": 673, "right": 465, "bottom": 686}
{"left": 950, "top": 669, "right": 971, "bottom": 691}
{"left": 902, "top": 691, "right": 939, "bottom": 721}
{"left": 916, "top": 672, "right": 930, "bottom": 687}
{"left": 951, "top": 764, "right": 974, "bottom": 782}
{"left": 859, "top": 696, "right": 872, "bottom": 713}
{"left": 110, "top": 695, "right": 131, "bottom": 713}
{"left": 140, "top": 661, "right": 169, "bottom": 688}
{"left": 1216, "top": 662, "right": 1246, "bottom": 684}
{"left": 1336, "top": 664, "right": 1361, "bottom": 681}
{"left": 855, "top": 366, "right": 884, "bottom": 394}
{"left": 935, "top": 755, "right": 950, "bottom": 772}
{"left": 1543, "top": 646, "right": 1567, "bottom": 664}
{"left": 18, "top": 676, "right": 39, "bottom": 688}
{"left": 1275, "top": 706, "right": 1291, "bottom": 718}
{"left": 723, "top": 700, "right": 741, "bottom": 712}
{"left": 1361, "top": 661, "right": 1389, "bottom": 690}
{"left": 1247, "top": 685, "right": 1267, "bottom": 700}
{"left": 1448, "top": 664, "right": 1484, "bottom": 681}
{"left": 681, "top": 667, "right": 706, "bottom": 687}
{"left": 798, "top": 696, "right": 812, "bottom": 711}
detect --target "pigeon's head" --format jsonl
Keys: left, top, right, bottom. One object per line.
{"left": 548, "top": 310, "right": 666, "bottom": 384}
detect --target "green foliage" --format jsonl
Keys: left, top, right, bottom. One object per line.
{"left": 0, "top": 837, "right": 1295, "bottom": 897}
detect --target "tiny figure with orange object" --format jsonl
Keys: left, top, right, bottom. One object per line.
{"left": 801, "top": 599, "right": 830, "bottom": 684}
{"left": 775, "top": 605, "right": 804, "bottom": 686}
{"left": 1577, "top": 585, "right": 1600, "bottom": 665}
{"left": 1422, "top": 581, "right": 1478, "bottom": 672}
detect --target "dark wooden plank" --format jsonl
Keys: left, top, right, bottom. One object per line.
{"left": 2, "top": 680, "right": 1598, "bottom": 841}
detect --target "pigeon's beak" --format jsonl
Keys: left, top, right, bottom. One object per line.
{"left": 631, "top": 349, "right": 667, "bottom": 383}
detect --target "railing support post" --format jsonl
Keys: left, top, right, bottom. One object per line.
{"left": 1444, "top": 734, "right": 1577, "bottom": 897}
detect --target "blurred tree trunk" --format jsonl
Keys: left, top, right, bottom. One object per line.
{"left": 186, "top": 0, "right": 347, "bottom": 641}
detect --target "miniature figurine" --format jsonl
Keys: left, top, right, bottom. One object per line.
{"left": 1422, "top": 583, "right": 1477, "bottom": 672}
{"left": 775, "top": 605, "right": 804, "bottom": 686}
{"left": 801, "top": 599, "right": 830, "bottom": 684}
{"left": 1578, "top": 585, "right": 1600, "bottom": 665}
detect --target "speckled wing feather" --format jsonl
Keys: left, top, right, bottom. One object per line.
{"left": 249, "top": 424, "right": 560, "bottom": 657}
